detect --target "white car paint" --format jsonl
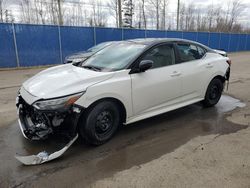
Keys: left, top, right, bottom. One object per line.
{"left": 19, "top": 42, "right": 229, "bottom": 125}
{"left": 76, "top": 52, "right": 228, "bottom": 124}
{"left": 21, "top": 64, "right": 114, "bottom": 101}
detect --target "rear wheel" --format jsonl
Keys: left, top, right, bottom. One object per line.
{"left": 79, "top": 101, "right": 120, "bottom": 145}
{"left": 203, "top": 78, "right": 223, "bottom": 107}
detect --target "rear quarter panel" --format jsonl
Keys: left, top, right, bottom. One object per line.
{"left": 200, "top": 52, "right": 229, "bottom": 97}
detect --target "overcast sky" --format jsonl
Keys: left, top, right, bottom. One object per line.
{"left": 3, "top": 0, "right": 250, "bottom": 28}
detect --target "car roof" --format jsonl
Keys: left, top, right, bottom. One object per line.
{"left": 125, "top": 38, "right": 212, "bottom": 50}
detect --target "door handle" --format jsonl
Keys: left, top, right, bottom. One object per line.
{"left": 206, "top": 63, "right": 213, "bottom": 68}
{"left": 170, "top": 71, "right": 181, "bottom": 77}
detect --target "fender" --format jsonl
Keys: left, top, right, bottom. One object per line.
{"left": 75, "top": 70, "right": 133, "bottom": 118}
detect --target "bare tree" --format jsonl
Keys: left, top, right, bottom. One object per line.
{"left": 228, "top": 0, "right": 244, "bottom": 32}
{"left": 118, "top": 0, "right": 122, "bottom": 27}
{"left": 34, "top": 0, "right": 47, "bottom": 24}
{"left": 107, "top": 0, "right": 119, "bottom": 27}
{"left": 148, "top": 0, "right": 162, "bottom": 29}
{"left": 89, "top": 0, "right": 107, "bottom": 27}
{"left": 47, "top": 0, "right": 59, "bottom": 25}
{"left": 20, "top": 0, "right": 32, "bottom": 23}
{"left": 160, "top": 0, "right": 168, "bottom": 30}
{"left": 0, "top": 0, "right": 4, "bottom": 22}
{"left": 141, "top": 0, "right": 146, "bottom": 29}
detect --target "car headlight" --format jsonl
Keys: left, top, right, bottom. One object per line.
{"left": 33, "top": 92, "right": 84, "bottom": 110}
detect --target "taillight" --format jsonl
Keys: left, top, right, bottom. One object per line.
{"left": 226, "top": 60, "right": 232, "bottom": 66}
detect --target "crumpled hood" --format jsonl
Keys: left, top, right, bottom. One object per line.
{"left": 22, "top": 64, "right": 114, "bottom": 99}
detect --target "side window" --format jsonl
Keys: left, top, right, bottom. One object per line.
{"left": 177, "top": 43, "right": 203, "bottom": 62}
{"left": 141, "top": 44, "right": 175, "bottom": 69}
{"left": 197, "top": 46, "right": 206, "bottom": 57}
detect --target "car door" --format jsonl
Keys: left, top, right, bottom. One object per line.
{"left": 175, "top": 42, "right": 215, "bottom": 102}
{"left": 130, "top": 43, "right": 182, "bottom": 116}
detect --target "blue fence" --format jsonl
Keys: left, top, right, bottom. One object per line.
{"left": 1, "top": 23, "right": 250, "bottom": 68}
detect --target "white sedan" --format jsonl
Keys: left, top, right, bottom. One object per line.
{"left": 16, "top": 38, "right": 231, "bottom": 145}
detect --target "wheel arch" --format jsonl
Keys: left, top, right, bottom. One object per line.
{"left": 81, "top": 97, "right": 127, "bottom": 124}
{"left": 202, "top": 72, "right": 226, "bottom": 98}
{"left": 212, "top": 75, "right": 226, "bottom": 83}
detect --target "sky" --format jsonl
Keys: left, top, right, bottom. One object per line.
{"left": 167, "top": 0, "right": 250, "bottom": 26}
{"left": 3, "top": 0, "right": 250, "bottom": 28}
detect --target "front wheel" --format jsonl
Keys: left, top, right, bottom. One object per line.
{"left": 203, "top": 78, "right": 223, "bottom": 107}
{"left": 79, "top": 101, "right": 120, "bottom": 146}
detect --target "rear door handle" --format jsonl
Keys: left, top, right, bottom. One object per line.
{"left": 206, "top": 63, "right": 213, "bottom": 68}
{"left": 170, "top": 71, "right": 181, "bottom": 77}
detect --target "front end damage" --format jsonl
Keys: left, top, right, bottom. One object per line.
{"left": 15, "top": 92, "right": 83, "bottom": 165}
{"left": 16, "top": 94, "right": 82, "bottom": 141}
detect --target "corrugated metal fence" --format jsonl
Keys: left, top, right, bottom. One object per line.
{"left": 1, "top": 23, "right": 250, "bottom": 68}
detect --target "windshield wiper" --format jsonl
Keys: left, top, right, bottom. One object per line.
{"left": 82, "top": 65, "right": 101, "bottom": 71}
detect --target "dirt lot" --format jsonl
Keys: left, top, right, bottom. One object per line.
{"left": 0, "top": 52, "right": 250, "bottom": 188}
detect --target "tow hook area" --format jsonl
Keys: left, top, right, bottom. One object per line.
{"left": 15, "top": 134, "right": 78, "bottom": 165}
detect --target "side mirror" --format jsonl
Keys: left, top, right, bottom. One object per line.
{"left": 139, "top": 60, "right": 153, "bottom": 72}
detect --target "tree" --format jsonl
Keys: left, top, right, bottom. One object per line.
{"left": 107, "top": 0, "right": 119, "bottom": 28}
{"left": 160, "top": 0, "right": 168, "bottom": 30}
{"left": 148, "top": 0, "right": 162, "bottom": 29}
{"left": 228, "top": 0, "right": 244, "bottom": 32}
{"left": 142, "top": 0, "right": 146, "bottom": 29}
{"left": 20, "top": 0, "right": 32, "bottom": 23}
{"left": 89, "top": 0, "right": 107, "bottom": 27}
{"left": 47, "top": 0, "right": 59, "bottom": 25}
{"left": 0, "top": 0, "right": 4, "bottom": 22}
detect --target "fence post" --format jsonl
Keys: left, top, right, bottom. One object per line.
{"left": 195, "top": 31, "right": 198, "bottom": 41}
{"left": 58, "top": 25, "right": 63, "bottom": 64}
{"left": 12, "top": 22, "right": 20, "bottom": 67}
{"left": 144, "top": 28, "right": 147, "bottom": 38}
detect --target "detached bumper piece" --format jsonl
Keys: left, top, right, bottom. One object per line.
{"left": 15, "top": 134, "right": 78, "bottom": 165}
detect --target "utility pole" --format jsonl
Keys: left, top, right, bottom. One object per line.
{"left": 177, "top": 0, "right": 180, "bottom": 30}
{"left": 118, "top": 0, "right": 122, "bottom": 27}
{"left": 57, "top": 0, "right": 63, "bottom": 25}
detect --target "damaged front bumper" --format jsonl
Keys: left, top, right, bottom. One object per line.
{"left": 16, "top": 94, "right": 83, "bottom": 165}
{"left": 16, "top": 95, "right": 82, "bottom": 141}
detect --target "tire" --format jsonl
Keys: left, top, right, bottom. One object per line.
{"left": 79, "top": 100, "right": 120, "bottom": 146}
{"left": 203, "top": 78, "right": 223, "bottom": 107}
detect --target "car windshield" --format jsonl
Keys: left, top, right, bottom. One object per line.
{"left": 86, "top": 42, "right": 113, "bottom": 53}
{"left": 81, "top": 42, "right": 146, "bottom": 71}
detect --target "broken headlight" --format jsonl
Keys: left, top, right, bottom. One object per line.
{"left": 33, "top": 92, "right": 84, "bottom": 110}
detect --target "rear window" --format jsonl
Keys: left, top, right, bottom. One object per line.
{"left": 177, "top": 43, "right": 206, "bottom": 62}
